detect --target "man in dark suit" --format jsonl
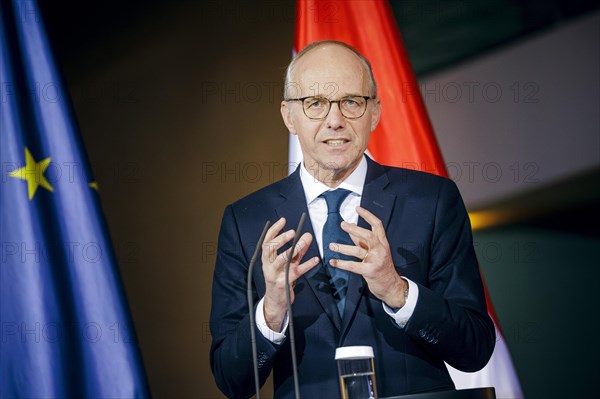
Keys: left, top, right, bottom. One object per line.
{"left": 210, "top": 41, "right": 495, "bottom": 399}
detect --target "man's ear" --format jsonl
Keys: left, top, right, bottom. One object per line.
{"left": 370, "top": 99, "right": 382, "bottom": 132}
{"left": 280, "top": 101, "right": 296, "bottom": 135}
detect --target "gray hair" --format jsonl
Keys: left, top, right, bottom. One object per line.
{"left": 283, "top": 40, "right": 378, "bottom": 100}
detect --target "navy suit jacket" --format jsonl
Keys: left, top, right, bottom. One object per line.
{"left": 210, "top": 157, "right": 495, "bottom": 399}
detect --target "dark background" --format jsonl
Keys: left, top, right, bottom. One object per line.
{"left": 36, "top": 1, "right": 599, "bottom": 398}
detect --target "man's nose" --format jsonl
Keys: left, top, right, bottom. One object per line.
{"left": 326, "top": 102, "right": 346, "bottom": 130}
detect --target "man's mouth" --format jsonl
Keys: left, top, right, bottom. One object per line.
{"left": 323, "top": 139, "right": 349, "bottom": 146}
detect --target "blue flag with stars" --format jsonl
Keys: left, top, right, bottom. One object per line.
{"left": 0, "top": 0, "right": 149, "bottom": 397}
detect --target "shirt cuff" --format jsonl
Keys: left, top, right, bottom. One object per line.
{"left": 382, "top": 277, "right": 419, "bottom": 329}
{"left": 255, "top": 297, "right": 289, "bottom": 344}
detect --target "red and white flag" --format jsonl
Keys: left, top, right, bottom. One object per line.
{"left": 289, "top": 1, "right": 523, "bottom": 398}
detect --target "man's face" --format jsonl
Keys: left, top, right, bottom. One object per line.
{"left": 281, "top": 45, "right": 381, "bottom": 185}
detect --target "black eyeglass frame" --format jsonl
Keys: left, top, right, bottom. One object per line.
{"left": 285, "top": 95, "right": 376, "bottom": 120}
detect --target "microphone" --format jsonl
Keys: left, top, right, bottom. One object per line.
{"left": 285, "top": 212, "right": 307, "bottom": 399}
{"left": 247, "top": 220, "right": 271, "bottom": 399}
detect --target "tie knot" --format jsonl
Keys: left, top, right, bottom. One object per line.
{"left": 321, "top": 189, "right": 351, "bottom": 214}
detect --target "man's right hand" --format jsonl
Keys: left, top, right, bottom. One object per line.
{"left": 262, "top": 217, "right": 319, "bottom": 332}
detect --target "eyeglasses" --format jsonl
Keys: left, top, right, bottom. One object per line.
{"left": 285, "top": 95, "right": 375, "bottom": 120}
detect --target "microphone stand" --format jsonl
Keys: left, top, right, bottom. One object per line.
{"left": 285, "top": 212, "right": 307, "bottom": 399}
{"left": 247, "top": 221, "right": 271, "bottom": 399}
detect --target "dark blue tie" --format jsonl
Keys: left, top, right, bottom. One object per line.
{"left": 321, "top": 189, "right": 355, "bottom": 316}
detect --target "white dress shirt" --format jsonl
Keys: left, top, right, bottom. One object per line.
{"left": 256, "top": 157, "right": 419, "bottom": 343}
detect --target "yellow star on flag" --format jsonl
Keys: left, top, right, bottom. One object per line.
{"left": 9, "top": 147, "right": 54, "bottom": 200}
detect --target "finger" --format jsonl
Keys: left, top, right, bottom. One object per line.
{"left": 264, "top": 217, "right": 286, "bottom": 242}
{"left": 297, "top": 232, "right": 313, "bottom": 256}
{"left": 329, "top": 242, "right": 368, "bottom": 260}
{"left": 263, "top": 218, "right": 296, "bottom": 258}
{"left": 340, "top": 220, "right": 372, "bottom": 246}
{"left": 267, "top": 229, "right": 295, "bottom": 251}
{"left": 290, "top": 256, "right": 320, "bottom": 281}
{"left": 290, "top": 232, "right": 314, "bottom": 262}
{"left": 263, "top": 218, "right": 291, "bottom": 253}
{"left": 281, "top": 232, "right": 313, "bottom": 264}
{"left": 346, "top": 231, "right": 368, "bottom": 249}
{"left": 329, "top": 258, "right": 363, "bottom": 274}
{"left": 264, "top": 232, "right": 296, "bottom": 264}
{"left": 356, "top": 206, "right": 386, "bottom": 238}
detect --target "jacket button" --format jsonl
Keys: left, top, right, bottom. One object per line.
{"left": 418, "top": 329, "right": 426, "bottom": 337}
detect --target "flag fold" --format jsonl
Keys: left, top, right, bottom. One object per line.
{"left": 0, "top": 1, "right": 149, "bottom": 397}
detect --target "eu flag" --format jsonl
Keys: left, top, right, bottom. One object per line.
{"left": 0, "top": 1, "right": 149, "bottom": 397}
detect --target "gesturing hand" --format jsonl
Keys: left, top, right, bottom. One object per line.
{"left": 329, "top": 206, "right": 408, "bottom": 309}
{"left": 261, "top": 217, "right": 319, "bottom": 332}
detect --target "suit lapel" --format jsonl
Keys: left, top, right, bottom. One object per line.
{"left": 341, "top": 157, "right": 396, "bottom": 339}
{"left": 276, "top": 168, "right": 342, "bottom": 331}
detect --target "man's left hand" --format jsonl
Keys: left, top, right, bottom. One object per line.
{"left": 329, "top": 206, "right": 408, "bottom": 309}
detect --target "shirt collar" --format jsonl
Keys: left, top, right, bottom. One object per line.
{"left": 299, "top": 156, "right": 367, "bottom": 204}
